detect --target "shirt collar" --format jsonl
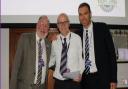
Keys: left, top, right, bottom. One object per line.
{"left": 36, "top": 33, "right": 44, "bottom": 42}
{"left": 60, "top": 32, "right": 71, "bottom": 40}
{"left": 83, "top": 22, "right": 93, "bottom": 32}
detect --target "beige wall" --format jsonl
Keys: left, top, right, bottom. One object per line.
{"left": 0, "top": 28, "right": 9, "bottom": 89}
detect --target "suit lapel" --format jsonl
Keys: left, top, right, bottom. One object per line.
{"left": 93, "top": 22, "right": 96, "bottom": 47}
{"left": 30, "top": 33, "right": 36, "bottom": 79}
{"left": 44, "top": 38, "right": 51, "bottom": 87}
{"left": 44, "top": 39, "right": 51, "bottom": 65}
{"left": 92, "top": 22, "right": 98, "bottom": 66}
{"left": 93, "top": 22, "right": 98, "bottom": 55}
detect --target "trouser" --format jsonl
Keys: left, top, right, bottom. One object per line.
{"left": 54, "top": 78, "right": 81, "bottom": 89}
{"left": 81, "top": 71, "right": 110, "bottom": 89}
{"left": 31, "top": 84, "right": 45, "bottom": 89}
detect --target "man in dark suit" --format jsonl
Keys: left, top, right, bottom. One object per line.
{"left": 78, "top": 2, "right": 117, "bottom": 89}
{"left": 10, "top": 16, "right": 51, "bottom": 89}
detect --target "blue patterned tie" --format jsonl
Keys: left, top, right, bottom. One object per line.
{"left": 84, "top": 30, "right": 91, "bottom": 74}
{"left": 60, "top": 38, "right": 67, "bottom": 76}
{"left": 36, "top": 39, "right": 44, "bottom": 87}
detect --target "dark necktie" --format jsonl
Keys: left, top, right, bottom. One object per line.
{"left": 36, "top": 39, "right": 44, "bottom": 87}
{"left": 60, "top": 38, "right": 67, "bottom": 76}
{"left": 84, "top": 30, "right": 91, "bottom": 74}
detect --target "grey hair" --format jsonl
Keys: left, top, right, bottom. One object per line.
{"left": 38, "top": 15, "right": 47, "bottom": 20}
{"left": 57, "top": 13, "right": 69, "bottom": 23}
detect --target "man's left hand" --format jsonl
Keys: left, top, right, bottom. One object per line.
{"left": 110, "top": 82, "right": 117, "bottom": 89}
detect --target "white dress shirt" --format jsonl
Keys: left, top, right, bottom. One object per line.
{"left": 49, "top": 32, "right": 84, "bottom": 80}
{"left": 83, "top": 22, "right": 98, "bottom": 73}
{"left": 34, "top": 33, "right": 47, "bottom": 84}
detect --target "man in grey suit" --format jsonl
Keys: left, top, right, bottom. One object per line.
{"left": 10, "top": 16, "right": 51, "bottom": 89}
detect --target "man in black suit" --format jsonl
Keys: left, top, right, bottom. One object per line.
{"left": 78, "top": 2, "right": 117, "bottom": 89}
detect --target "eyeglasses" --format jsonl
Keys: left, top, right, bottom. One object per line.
{"left": 57, "top": 21, "right": 69, "bottom": 25}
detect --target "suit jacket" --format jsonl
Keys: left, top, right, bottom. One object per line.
{"left": 76, "top": 22, "right": 117, "bottom": 83}
{"left": 10, "top": 33, "right": 51, "bottom": 89}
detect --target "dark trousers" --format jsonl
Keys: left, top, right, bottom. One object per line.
{"left": 81, "top": 72, "right": 110, "bottom": 89}
{"left": 54, "top": 78, "right": 81, "bottom": 89}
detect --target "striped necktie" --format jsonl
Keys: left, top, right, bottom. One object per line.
{"left": 60, "top": 38, "right": 67, "bottom": 76}
{"left": 36, "top": 39, "right": 44, "bottom": 87}
{"left": 84, "top": 30, "right": 91, "bottom": 74}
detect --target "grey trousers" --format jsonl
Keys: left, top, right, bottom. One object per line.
{"left": 31, "top": 84, "right": 45, "bottom": 89}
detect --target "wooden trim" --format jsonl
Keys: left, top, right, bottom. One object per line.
{"left": 117, "top": 61, "right": 128, "bottom": 63}
{"left": 1, "top": 23, "right": 128, "bottom": 29}
{"left": 117, "top": 88, "right": 128, "bottom": 89}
